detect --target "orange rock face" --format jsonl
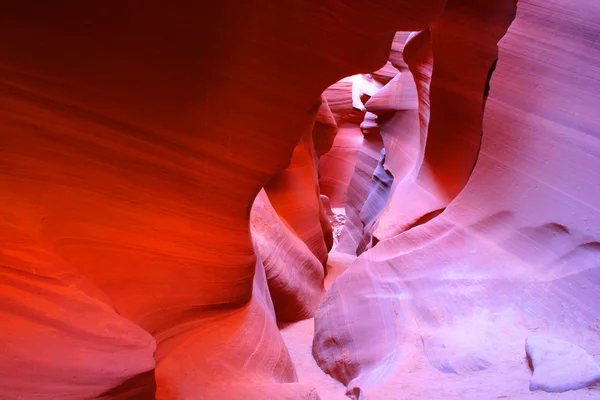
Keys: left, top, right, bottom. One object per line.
{"left": 2, "top": 0, "right": 599, "bottom": 399}
{"left": 0, "top": 228, "right": 156, "bottom": 400}
{"left": 0, "top": 1, "right": 448, "bottom": 398}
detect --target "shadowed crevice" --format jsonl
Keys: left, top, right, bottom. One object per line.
{"left": 97, "top": 370, "right": 156, "bottom": 400}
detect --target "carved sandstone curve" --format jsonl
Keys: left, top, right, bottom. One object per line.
{"left": 0, "top": 1, "right": 448, "bottom": 398}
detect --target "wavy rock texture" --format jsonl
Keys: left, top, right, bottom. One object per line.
{"left": 335, "top": 115, "right": 385, "bottom": 255}
{"left": 320, "top": 195, "right": 346, "bottom": 250}
{"left": 265, "top": 130, "right": 330, "bottom": 266}
{"left": 318, "top": 67, "right": 401, "bottom": 214}
{"left": 322, "top": 78, "right": 356, "bottom": 125}
{"left": 154, "top": 253, "right": 306, "bottom": 398}
{"left": 0, "top": 1, "right": 450, "bottom": 398}
{"left": 373, "top": 0, "right": 517, "bottom": 240}
{"left": 337, "top": 31, "right": 430, "bottom": 256}
{"left": 3, "top": 0, "right": 599, "bottom": 399}
{"left": 314, "top": 0, "right": 600, "bottom": 399}
{"left": 355, "top": 149, "right": 394, "bottom": 255}
{"left": 312, "top": 98, "right": 339, "bottom": 252}
{"left": 313, "top": 96, "right": 339, "bottom": 159}
{"left": 251, "top": 190, "right": 325, "bottom": 322}
{"left": 318, "top": 110, "right": 366, "bottom": 209}
{"left": 317, "top": 78, "right": 361, "bottom": 212}
{"left": 326, "top": 40, "right": 402, "bottom": 255}
{"left": 351, "top": 34, "right": 426, "bottom": 256}
{"left": 0, "top": 228, "right": 156, "bottom": 400}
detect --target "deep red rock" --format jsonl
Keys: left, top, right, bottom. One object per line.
{"left": 0, "top": 229, "right": 155, "bottom": 400}
{"left": 0, "top": 1, "right": 449, "bottom": 398}
{"left": 265, "top": 130, "right": 330, "bottom": 266}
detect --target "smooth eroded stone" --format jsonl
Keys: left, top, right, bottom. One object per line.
{"left": 0, "top": 229, "right": 156, "bottom": 400}
{"left": 526, "top": 336, "right": 600, "bottom": 392}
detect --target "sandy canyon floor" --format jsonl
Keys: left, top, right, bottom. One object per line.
{"left": 281, "top": 253, "right": 600, "bottom": 400}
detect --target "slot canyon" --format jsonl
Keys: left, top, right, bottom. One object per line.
{"left": 1, "top": 1, "right": 600, "bottom": 399}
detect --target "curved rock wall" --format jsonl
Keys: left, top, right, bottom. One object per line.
{"left": 314, "top": 0, "right": 600, "bottom": 398}
{"left": 0, "top": 1, "right": 448, "bottom": 398}
{"left": 0, "top": 228, "right": 156, "bottom": 400}
{"left": 265, "top": 129, "right": 330, "bottom": 266}
{"left": 373, "top": 0, "right": 517, "bottom": 239}
{"left": 251, "top": 189, "right": 325, "bottom": 322}
{"left": 335, "top": 115, "right": 385, "bottom": 255}
{"left": 2, "top": 0, "right": 599, "bottom": 399}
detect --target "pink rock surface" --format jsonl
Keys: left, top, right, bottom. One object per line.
{"left": 314, "top": 0, "right": 600, "bottom": 398}
{"left": 336, "top": 116, "right": 385, "bottom": 255}
{"left": 355, "top": 149, "right": 394, "bottom": 255}
{"left": 371, "top": 62, "right": 400, "bottom": 86}
{"left": 251, "top": 190, "right": 325, "bottom": 321}
{"left": 389, "top": 31, "right": 414, "bottom": 71}
{"left": 373, "top": 0, "right": 517, "bottom": 239}
{"left": 336, "top": 28, "right": 429, "bottom": 256}
{"left": 319, "top": 75, "right": 389, "bottom": 211}
{"left": 318, "top": 123, "right": 366, "bottom": 209}
{"left": 350, "top": 34, "right": 426, "bottom": 254}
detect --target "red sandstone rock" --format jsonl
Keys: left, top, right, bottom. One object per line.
{"left": 4, "top": 0, "right": 599, "bottom": 399}
{"left": 371, "top": 62, "right": 400, "bottom": 86}
{"left": 0, "top": 1, "right": 448, "bottom": 398}
{"left": 355, "top": 149, "right": 394, "bottom": 255}
{"left": 265, "top": 130, "right": 330, "bottom": 266}
{"left": 389, "top": 31, "right": 414, "bottom": 71}
{"left": 0, "top": 229, "right": 155, "bottom": 399}
{"left": 318, "top": 123, "right": 366, "bottom": 210}
{"left": 323, "top": 79, "right": 356, "bottom": 124}
{"left": 336, "top": 30, "right": 432, "bottom": 256}
{"left": 154, "top": 256, "right": 308, "bottom": 399}
{"left": 313, "top": 96, "right": 339, "bottom": 158}
{"left": 251, "top": 190, "right": 325, "bottom": 321}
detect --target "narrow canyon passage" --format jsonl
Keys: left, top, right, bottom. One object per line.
{"left": 1, "top": 1, "right": 600, "bottom": 400}
{"left": 281, "top": 14, "right": 600, "bottom": 398}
